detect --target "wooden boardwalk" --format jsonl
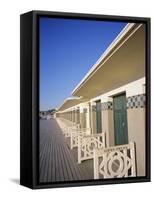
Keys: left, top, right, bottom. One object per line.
{"left": 39, "top": 119, "right": 93, "bottom": 183}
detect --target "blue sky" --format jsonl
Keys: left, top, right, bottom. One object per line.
{"left": 39, "top": 17, "right": 127, "bottom": 111}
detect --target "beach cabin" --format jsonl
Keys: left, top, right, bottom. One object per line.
{"left": 56, "top": 23, "right": 146, "bottom": 177}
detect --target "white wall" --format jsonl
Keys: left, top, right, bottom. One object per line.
{"left": 90, "top": 77, "right": 145, "bottom": 103}
{"left": 0, "top": 0, "right": 153, "bottom": 199}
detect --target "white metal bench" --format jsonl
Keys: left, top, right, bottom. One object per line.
{"left": 78, "top": 133, "right": 106, "bottom": 164}
{"left": 93, "top": 142, "right": 136, "bottom": 179}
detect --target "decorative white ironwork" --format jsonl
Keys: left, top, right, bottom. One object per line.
{"left": 70, "top": 128, "right": 91, "bottom": 149}
{"left": 93, "top": 142, "right": 136, "bottom": 179}
{"left": 78, "top": 133, "right": 106, "bottom": 164}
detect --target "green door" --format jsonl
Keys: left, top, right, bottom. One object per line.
{"left": 113, "top": 93, "right": 128, "bottom": 145}
{"left": 96, "top": 100, "right": 102, "bottom": 133}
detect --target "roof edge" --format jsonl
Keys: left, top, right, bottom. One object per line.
{"left": 71, "top": 23, "right": 141, "bottom": 96}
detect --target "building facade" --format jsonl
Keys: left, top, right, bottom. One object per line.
{"left": 56, "top": 23, "right": 146, "bottom": 176}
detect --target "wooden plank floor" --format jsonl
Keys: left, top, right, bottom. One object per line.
{"left": 65, "top": 138, "right": 94, "bottom": 180}
{"left": 39, "top": 119, "right": 87, "bottom": 183}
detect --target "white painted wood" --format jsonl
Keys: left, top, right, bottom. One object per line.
{"left": 93, "top": 142, "right": 136, "bottom": 179}
{"left": 78, "top": 132, "right": 106, "bottom": 163}
{"left": 130, "top": 142, "right": 136, "bottom": 177}
{"left": 71, "top": 128, "right": 91, "bottom": 149}
{"left": 93, "top": 149, "right": 99, "bottom": 179}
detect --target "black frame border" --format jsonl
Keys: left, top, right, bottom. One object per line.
{"left": 20, "top": 10, "right": 151, "bottom": 189}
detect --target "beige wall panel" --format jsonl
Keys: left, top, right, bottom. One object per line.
{"left": 75, "top": 111, "right": 77, "bottom": 124}
{"left": 80, "top": 113, "right": 84, "bottom": 128}
{"left": 77, "top": 112, "right": 80, "bottom": 124}
{"left": 86, "top": 111, "right": 90, "bottom": 129}
{"left": 92, "top": 111, "right": 96, "bottom": 134}
{"left": 80, "top": 112, "right": 87, "bottom": 128}
{"left": 83, "top": 113, "right": 87, "bottom": 128}
{"left": 127, "top": 108, "right": 145, "bottom": 176}
{"left": 101, "top": 110, "right": 114, "bottom": 147}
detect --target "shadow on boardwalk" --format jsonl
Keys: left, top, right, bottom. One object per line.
{"left": 39, "top": 119, "right": 93, "bottom": 183}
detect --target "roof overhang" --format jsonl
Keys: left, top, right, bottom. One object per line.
{"left": 57, "top": 97, "right": 88, "bottom": 112}
{"left": 72, "top": 23, "right": 145, "bottom": 98}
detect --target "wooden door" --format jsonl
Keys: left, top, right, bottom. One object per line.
{"left": 113, "top": 93, "right": 128, "bottom": 145}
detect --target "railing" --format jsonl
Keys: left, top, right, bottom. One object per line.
{"left": 56, "top": 118, "right": 80, "bottom": 137}
{"left": 93, "top": 142, "right": 136, "bottom": 179}
{"left": 78, "top": 133, "right": 106, "bottom": 164}
{"left": 70, "top": 128, "right": 91, "bottom": 149}
{"left": 64, "top": 124, "right": 80, "bottom": 138}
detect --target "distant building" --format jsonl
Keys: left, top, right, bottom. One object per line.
{"left": 40, "top": 109, "right": 56, "bottom": 119}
